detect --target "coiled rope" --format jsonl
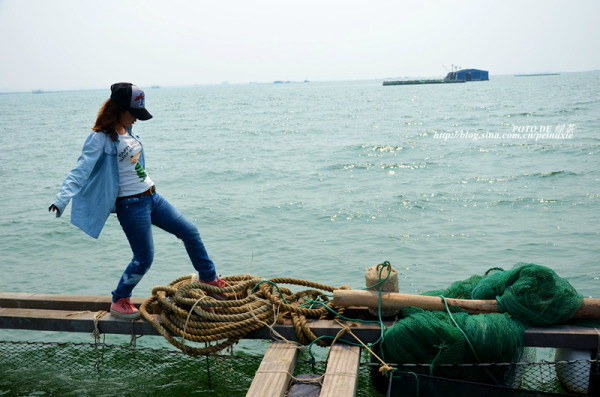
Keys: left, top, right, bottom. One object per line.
{"left": 139, "top": 273, "right": 353, "bottom": 356}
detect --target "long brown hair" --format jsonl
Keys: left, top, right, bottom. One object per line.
{"left": 92, "top": 99, "right": 126, "bottom": 141}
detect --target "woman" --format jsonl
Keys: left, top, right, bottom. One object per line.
{"left": 49, "top": 82, "right": 225, "bottom": 320}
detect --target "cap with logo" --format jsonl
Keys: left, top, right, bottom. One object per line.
{"left": 110, "top": 82, "right": 152, "bottom": 121}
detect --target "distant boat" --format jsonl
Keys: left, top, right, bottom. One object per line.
{"left": 444, "top": 68, "right": 489, "bottom": 82}
{"left": 383, "top": 79, "right": 464, "bottom": 86}
{"left": 384, "top": 68, "right": 488, "bottom": 86}
{"left": 32, "top": 89, "right": 44, "bottom": 94}
{"left": 272, "top": 80, "right": 310, "bottom": 84}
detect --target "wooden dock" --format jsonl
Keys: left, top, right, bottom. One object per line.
{"left": 1, "top": 292, "right": 599, "bottom": 397}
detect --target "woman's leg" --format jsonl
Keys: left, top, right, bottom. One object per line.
{"left": 112, "top": 195, "right": 155, "bottom": 302}
{"left": 150, "top": 192, "right": 217, "bottom": 281}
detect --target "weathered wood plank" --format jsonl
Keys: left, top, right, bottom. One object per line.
{"left": 0, "top": 307, "right": 159, "bottom": 335}
{"left": 246, "top": 342, "right": 298, "bottom": 397}
{"left": 0, "top": 306, "right": 387, "bottom": 340}
{"left": 320, "top": 344, "right": 361, "bottom": 397}
{"left": 0, "top": 292, "right": 146, "bottom": 311}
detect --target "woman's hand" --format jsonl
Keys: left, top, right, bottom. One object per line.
{"left": 48, "top": 204, "right": 60, "bottom": 215}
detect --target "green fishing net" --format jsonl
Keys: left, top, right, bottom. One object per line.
{"left": 381, "top": 263, "right": 585, "bottom": 384}
{"left": 382, "top": 307, "right": 526, "bottom": 383}
{"left": 422, "top": 263, "right": 583, "bottom": 327}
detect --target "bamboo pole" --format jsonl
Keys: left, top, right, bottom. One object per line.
{"left": 332, "top": 290, "right": 600, "bottom": 319}
{"left": 572, "top": 298, "right": 600, "bottom": 319}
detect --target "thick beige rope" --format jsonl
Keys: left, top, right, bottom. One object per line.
{"left": 139, "top": 274, "right": 352, "bottom": 356}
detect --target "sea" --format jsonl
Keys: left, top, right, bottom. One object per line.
{"left": 0, "top": 72, "right": 599, "bottom": 351}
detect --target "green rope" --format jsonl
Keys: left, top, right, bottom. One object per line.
{"left": 484, "top": 267, "right": 504, "bottom": 275}
{"left": 302, "top": 298, "right": 381, "bottom": 324}
{"left": 394, "top": 371, "right": 420, "bottom": 397}
{"left": 306, "top": 261, "right": 393, "bottom": 369}
{"left": 373, "top": 261, "right": 392, "bottom": 370}
{"left": 299, "top": 294, "right": 330, "bottom": 309}
{"left": 251, "top": 280, "right": 292, "bottom": 305}
{"left": 439, "top": 296, "right": 500, "bottom": 385}
{"left": 365, "top": 261, "right": 393, "bottom": 290}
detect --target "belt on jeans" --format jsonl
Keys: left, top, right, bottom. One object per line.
{"left": 116, "top": 185, "right": 155, "bottom": 203}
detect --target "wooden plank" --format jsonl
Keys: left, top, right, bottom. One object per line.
{"left": 0, "top": 292, "right": 374, "bottom": 320}
{"left": 320, "top": 344, "right": 361, "bottom": 397}
{"left": 0, "top": 292, "right": 146, "bottom": 311}
{"left": 246, "top": 341, "right": 298, "bottom": 397}
{"left": 0, "top": 306, "right": 387, "bottom": 341}
{"left": 0, "top": 307, "right": 159, "bottom": 336}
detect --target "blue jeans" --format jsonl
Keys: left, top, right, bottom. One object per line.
{"left": 111, "top": 190, "right": 216, "bottom": 302}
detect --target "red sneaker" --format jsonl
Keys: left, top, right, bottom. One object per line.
{"left": 200, "top": 277, "right": 228, "bottom": 300}
{"left": 110, "top": 297, "right": 140, "bottom": 320}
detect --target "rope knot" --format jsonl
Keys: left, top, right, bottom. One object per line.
{"left": 378, "top": 364, "right": 395, "bottom": 376}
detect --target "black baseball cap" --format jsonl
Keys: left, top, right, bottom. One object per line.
{"left": 110, "top": 82, "right": 153, "bottom": 120}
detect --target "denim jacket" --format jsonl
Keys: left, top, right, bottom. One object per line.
{"left": 53, "top": 127, "right": 145, "bottom": 239}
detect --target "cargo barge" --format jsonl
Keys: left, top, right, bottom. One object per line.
{"left": 384, "top": 68, "right": 489, "bottom": 86}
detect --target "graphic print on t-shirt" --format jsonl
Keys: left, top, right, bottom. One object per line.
{"left": 118, "top": 136, "right": 147, "bottom": 181}
{"left": 117, "top": 133, "right": 153, "bottom": 197}
{"left": 135, "top": 162, "right": 147, "bottom": 181}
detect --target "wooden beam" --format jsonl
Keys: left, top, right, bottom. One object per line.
{"left": 247, "top": 319, "right": 386, "bottom": 343}
{"left": 0, "top": 306, "right": 386, "bottom": 341}
{"left": 320, "top": 344, "right": 361, "bottom": 397}
{"left": 334, "top": 290, "right": 497, "bottom": 315}
{"left": 523, "top": 325, "right": 600, "bottom": 350}
{"left": 0, "top": 292, "right": 146, "bottom": 311}
{"left": 246, "top": 342, "right": 298, "bottom": 397}
{"left": 0, "top": 307, "right": 159, "bottom": 336}
{"left": 0, "top": 293, "right": 598, "bottom": 350}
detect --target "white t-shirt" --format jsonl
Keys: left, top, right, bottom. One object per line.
{"left": 117, "top": 133, "right": 154, "bottom": 197}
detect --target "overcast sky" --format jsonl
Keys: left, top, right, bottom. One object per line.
{"left": 1, "top": 0, "right": 598, "bottom": 91}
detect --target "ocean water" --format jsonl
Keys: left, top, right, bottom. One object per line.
{"left": 0, "top": 73, "right": 599, "bottom": 346}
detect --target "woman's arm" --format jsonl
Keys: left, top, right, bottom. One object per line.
{"left": 50, "top": 132, "right": 107, "bottom": 217}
